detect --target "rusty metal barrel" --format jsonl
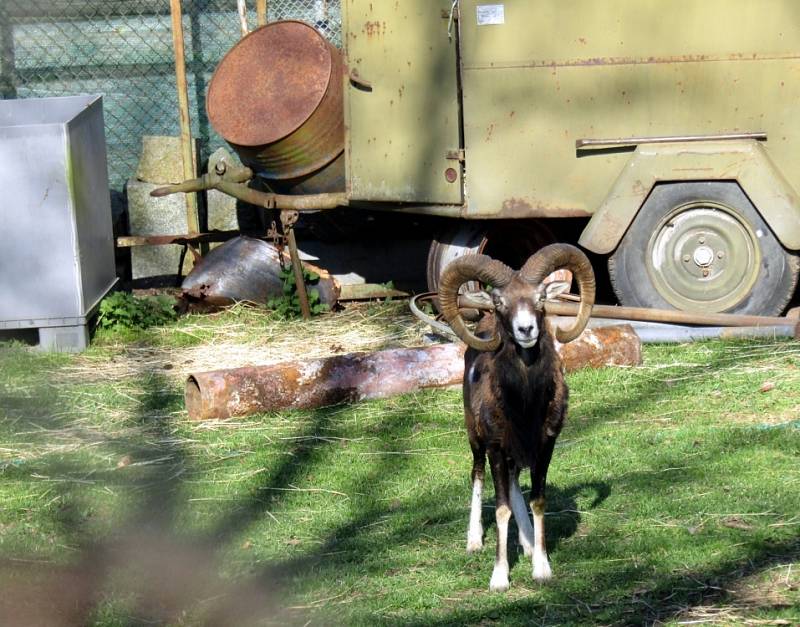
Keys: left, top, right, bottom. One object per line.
{"left": 207, "top": 20, "right": 345, "bottom": 195}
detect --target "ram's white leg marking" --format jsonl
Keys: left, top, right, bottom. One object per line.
{"left": 531, "top": 497, "right": 552, "bottom": 581}
{"left": 489, "top": 505, "right": 511, "bottom": 591}
{"left": 466, "top": 477, "right": 484, "bottom": 553}
{"left": 509, "top": 472, "right": 534, "bottom": 557}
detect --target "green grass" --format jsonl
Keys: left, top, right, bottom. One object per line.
{"left": 1, "top": 308, "right": 799, "bottom": 625}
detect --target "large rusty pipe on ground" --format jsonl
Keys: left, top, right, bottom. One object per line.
{"left": 186, "top": 344, "right": 466, "bottom": 420}
{"left": 184, "top": 326, "right": 641, "bottom": 420}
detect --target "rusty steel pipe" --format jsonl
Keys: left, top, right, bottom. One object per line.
{"left": 185, "top": 344, "right": 468, "bottom": 420}
{"left": 184, "top": 326, "right": 641, "bottom": 420}
{"left": 544, "top": 301, "right": 791, "bottom": 328}
{"left": 286, "top": 227, "right": 311, "bottom": 319}
{"left": 576, "top": 131, "right": 767, "bottom": 150}
{"left": 150, "top": 172, "right": 348, "bottom": 211}
{"left": 455, "top": 293, "right": 793, "bottom": 327}
{"left": 207, "top": 20, "right": 345, "bottom": 194}
{"left": 215, "top": 181, "right": 347, "bottom": 210}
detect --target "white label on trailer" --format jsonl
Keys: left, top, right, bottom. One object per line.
{"left": 476, "top": 4, "right": 505, "bottom": 26}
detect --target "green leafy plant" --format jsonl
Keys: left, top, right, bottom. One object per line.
{"left": 95, "top": 291, "right": 178, "bottom": 331}
{"left": 380, "top": 280, "right": 396, "bottom": 303}
{"left": 267, "top": 266, "right": 330, "bottom": 318}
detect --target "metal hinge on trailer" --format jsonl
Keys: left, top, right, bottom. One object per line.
{"left": 446, "top": 1, "right": 460, "bottom": 40}
{"left": 446, "top": 148, "right": 465, "bottom": 162}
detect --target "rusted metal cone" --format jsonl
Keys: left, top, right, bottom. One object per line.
{"left": 181, "top": 236, "right": 339, "bottom": 307}
{"left": 206, "top": 20, "right": 345, "bottom": 195}
{"left": 184, "top": 325, "right": 641, "bottom": 420}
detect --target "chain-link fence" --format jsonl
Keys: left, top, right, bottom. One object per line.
{"left": 0, "top": 0, "right": 341, "bottom": 215}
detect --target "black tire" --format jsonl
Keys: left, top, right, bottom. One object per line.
{"left": 609, "top": 181, "right": 799, "bottom": 315}
{"left": 426, "top": 220, "right": 555, "bottom": 293}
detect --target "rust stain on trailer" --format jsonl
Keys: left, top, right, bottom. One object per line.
{"left": 363, "top": 21, "right": 387, "bottom": 38}
{"left": 497, "top": 197, "right": 592, "bottom": 218}
{"left": 466, "top": 52, "right": 800, "bottom": 71}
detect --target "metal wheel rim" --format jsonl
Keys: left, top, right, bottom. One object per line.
{"left": 645, "top": 200, "right": 761, "bottom": 312}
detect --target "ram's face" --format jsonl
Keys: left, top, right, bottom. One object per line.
{"left": 491, "top": 277, "right": 571, "bottom": 349}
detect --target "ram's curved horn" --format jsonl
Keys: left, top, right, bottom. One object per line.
{"left": 438, "top": 255, "right": 515, "bottom": 351}
{"left": 520, "top": 244, "right": 596, "bottom": 343}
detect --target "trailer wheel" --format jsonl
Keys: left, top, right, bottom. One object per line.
{"left": 608, "top": 182, "right": 800, "bottom": 315}
{"left": 426, "top": 220, "right": 555, "bottom": 293}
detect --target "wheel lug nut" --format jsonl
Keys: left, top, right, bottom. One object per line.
{"left": 699, "top": 236, "right": 706, "bottom": 244}
{"left": 702, "top": 269, "right": 710, "bottom": 277}
{"left": 683, "top": 254, "right": 691, "bottom": 262}
{"left": 717, "top": 251, "right": 724, "bottom": 259}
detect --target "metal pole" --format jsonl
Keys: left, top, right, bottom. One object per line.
{"left": 286, "top": 228, "right": 311, "bottom": 319}
{"left": 169, "top": 0, "right": 200, "bottom": 238}
{"left": 544, "top": 301, "right": 791, "bottom": 328}
{"left": 256, "top": 0, "right": 268, "bottom": 26}
{"left": 237, "top": 0, "right": 249, "bottom": 36}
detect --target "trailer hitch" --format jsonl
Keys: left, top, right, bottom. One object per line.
{"left": 151, "top": 161, "right": 342, "bottom": 320}
{"left": 150, "top": 161, "right": 348, "bottom": 211}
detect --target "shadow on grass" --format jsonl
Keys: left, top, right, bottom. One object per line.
{"left": 397, "top": 535, "right": 800, "bottom": 627}
{"left": 481, "top": 481, "right": 612, "bottom": 573}
{"left": 0, "top": 354, "right": 295, "bottom": 625}
{"left": 1, "top": 340, "right": 798, "bottom": 626}
{"left": 0, "top": 351, "right": 427, "bottom": 624}
{"left": 564, "top": 339, "right": 797, "bottom": 441}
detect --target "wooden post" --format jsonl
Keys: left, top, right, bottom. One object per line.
{"left": 237, "top": 0, "right": 249, "bottom": 36}
{"left": 169, "top": 0, "right": 200, "bottom": 238}
{"left": 0, "top": 5, "right": 16, "bottom": 99}
{"left": 256, "top": 0, "right": 268, "bottom": 26}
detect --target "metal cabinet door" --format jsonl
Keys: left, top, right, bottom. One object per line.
{"left": 343, "top": 0, "right": 462, "bottom": 204}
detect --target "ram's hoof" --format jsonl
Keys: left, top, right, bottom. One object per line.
{"left": 489, "top": 567, "right": 510, "bottom": 592}
{"left": 466, "top": 538, "right": 483, "bottom": 554}
{"left": 532, "top": 554, "right": 552, "bottom": 582}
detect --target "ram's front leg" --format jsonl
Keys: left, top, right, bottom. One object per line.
{"left": 509, "top": 466, "right": 535, "bottom": 557}
{"left": 530, "top": 436, "right": 556, "bottom": 581}
{"left": 488, "top": 450, "right": 512, "bottom": 591}
{"left": 467, "top": 442, "right": 486, "bottom": 553}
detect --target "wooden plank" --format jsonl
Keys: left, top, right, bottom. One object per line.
{"left": 6, "top": 1, "right": 241, "bottom": 19}
{"left": 169, "top": 0, "right": 199, "bottom": 239}
{"left": 116, "top": 231, "right": 241, "bottom": 248}
{"left": 339, "top": 283, "right": 409, "bottom": 301}
{"left": 256, "top": 0, "right": 268, "bottom": 26}
{"left": 0, "top": 7, "right": 15, "bottom": 99}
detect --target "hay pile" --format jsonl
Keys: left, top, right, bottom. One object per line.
{"left": 60, "top": 302, "right": 434, "bottom": 385}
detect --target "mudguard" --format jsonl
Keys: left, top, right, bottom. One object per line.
{"left": 578, "top": 140, "right": 800, "bottom": 254}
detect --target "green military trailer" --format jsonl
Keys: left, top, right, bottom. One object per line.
{"left": 161, "top": 0, "right": 800, "bottom": 317}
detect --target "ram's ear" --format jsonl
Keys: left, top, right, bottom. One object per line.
{"left": 491, "top": 287, "right": 508, "bottom": 311}
{"left": 544, "top": 281, "right": 571, "bottom": 301}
